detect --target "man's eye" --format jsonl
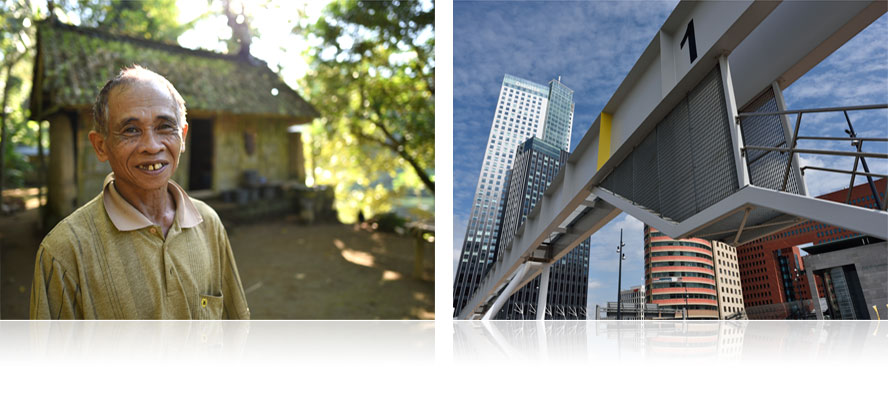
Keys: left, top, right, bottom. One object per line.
{"left": 123, "top": 127, "right": 140, "bottom": 134}
{"left": 158, "top": 124, "right": 176, "bottom": 132}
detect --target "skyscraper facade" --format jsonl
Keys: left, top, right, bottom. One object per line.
{"left": 494, "top": 137, "right": 590, "bottom": 319}
{"left": 453, "top": 74, "right": 575, "bottom": 317}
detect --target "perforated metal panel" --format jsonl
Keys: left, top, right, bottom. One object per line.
{"left": 739, "top": 87, "right": 803, "bottom": 194}
{"left": 657, "top": 98, "right": 697, "bottom": 221}
{"left": 689, "top": 67, "right": 739, "bottom": 212}
{"left": 633, "top": 130, "right": 660, "bottom": 212}
{"left": 600, "top": 65, "right": 740, "bottom": 222}
{"left": 613, "top": 151, "right": 635, "bottom": 201}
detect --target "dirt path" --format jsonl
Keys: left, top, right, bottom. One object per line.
{"left": 0, "top": 208, "right": 41, "bottom": 319}
{"left": 1, "top": 210, "right": 434, "bottom": 320}
{"left": 228, "top": 222, "right": 434, "bottom": 319}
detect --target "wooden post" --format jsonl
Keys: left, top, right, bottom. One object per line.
{"left": 288, "top": 130, "right": 306, "bottom": 183}
{"left": 0, "top": 63, "right": 14, "bottom": 207}
{"left": 46, "top": 113, "right": 76, "bottom": 226}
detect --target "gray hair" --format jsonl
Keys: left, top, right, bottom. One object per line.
{"left": 92, "top": 65, "right": 187, "bottom": 137}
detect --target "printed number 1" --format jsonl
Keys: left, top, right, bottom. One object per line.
{"left": 680, "top": 19, "right": 697, "bottom": 63}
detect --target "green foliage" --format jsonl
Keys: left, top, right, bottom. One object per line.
{"left": 300, "top": 0, "right": 434, "bottom": 222}
{"left": 51, "top": 0, "right": 189, "bottom": 43}
{"left": 2, "top": 139, "right": 31, "bottom": 187}
{"left": 1, "top": 0, "right": 192, "bottom": 191}
{"left": 1, "top": 0, "right": 41, "bottom": 191}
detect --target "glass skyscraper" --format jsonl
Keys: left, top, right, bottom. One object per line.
{"left": 494, "top": 137, "right": 590, "bottom": 319}
{"left": 453, "top": 74, "right": 576, "bottom": 317}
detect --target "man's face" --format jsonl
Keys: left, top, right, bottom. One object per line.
{"left": 89, "top": 78, "right": 188, "bottom": 193}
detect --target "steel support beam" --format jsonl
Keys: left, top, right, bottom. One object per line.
{"left": 481, "top": 263, "right": 531, "bottom": 320}
{"left": 720, "top": 55, "right": 751, "bottom": 188}
{"left": 596, "top": 185, "right": 888, "bottom": 243}
{"left": 548, "top": 201, "right": 620, "bottom": 261}
{"left": 772, "top": 80, "right": 809, "bottom": 196}
{"left": 509, "top": 262, "right": 549, "bottom": 297}
{"left": 536, "top": 265, "right": 551, "bottom": 321}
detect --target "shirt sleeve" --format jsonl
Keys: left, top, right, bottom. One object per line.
{"left": 219, "top": 226, "right": 250, "bottom": 320}
{"left": 30, "top": 245, "right": 80, "bottom": 320}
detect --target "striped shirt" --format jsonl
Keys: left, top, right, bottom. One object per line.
{"left": 30, "top": 174, "right": 250, "bottom": 319}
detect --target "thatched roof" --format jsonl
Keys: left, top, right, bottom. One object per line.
{"left": 30, "top": 20, "right": 319, "bottom": 123}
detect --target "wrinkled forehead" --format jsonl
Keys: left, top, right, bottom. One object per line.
{"left": 107, "top": 78, "right": 179, "bottom": 123}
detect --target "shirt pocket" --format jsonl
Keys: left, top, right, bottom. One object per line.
{"left": 199, "top": 294, "right": 224, "bottom": 320}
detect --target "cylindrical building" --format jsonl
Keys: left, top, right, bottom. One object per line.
{"left": 644, "top": 226, "right": 719, "bottom": 319}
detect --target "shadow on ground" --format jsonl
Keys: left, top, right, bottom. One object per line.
{"left": 229, "top": 221, "right": 434, "bottom": 319}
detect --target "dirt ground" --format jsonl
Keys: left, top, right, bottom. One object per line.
{"left": 1, "top": 205, "right": 434, "bottom": 320}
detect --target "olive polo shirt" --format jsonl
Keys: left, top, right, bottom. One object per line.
{"left": 30, "top": 173, "right": 250, "bottom": 320}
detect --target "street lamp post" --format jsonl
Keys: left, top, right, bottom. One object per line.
{"left": 684, "top": 281, "right": 689, "bottom": 320}
{"left": 616, "top": 229, "right": 626, "bottom": 320}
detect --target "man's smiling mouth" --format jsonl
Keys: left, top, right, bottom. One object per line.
{"left": 136, "top": 162, "right": 168, "bottom": 171}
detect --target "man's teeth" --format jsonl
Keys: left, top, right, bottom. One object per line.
{"left": 139, "top": 163, "right": 164, "bottom": 171}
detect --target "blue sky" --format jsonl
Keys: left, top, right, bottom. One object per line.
{"left": 452, "top": 1, "right": 888, "bottom": 311}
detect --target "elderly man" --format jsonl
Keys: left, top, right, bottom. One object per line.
{"left": 30, "top": 66, "right": 250, "bottom": 319}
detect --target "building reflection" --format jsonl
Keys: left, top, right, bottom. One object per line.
{"left": 453, "top": 321, "right": 886, "bottom": 362}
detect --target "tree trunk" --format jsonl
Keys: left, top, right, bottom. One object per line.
{"left": 37, "top": 121, "right": 46, "bottom": 215}
{"left": 223, "top": 0, "right": 252, "bottom": 57}
{"left": 366, "top": 114, "right": 435, "bottom": 194}
{"left": 0, "top": 63, "right": 13, "bottom": 207}
{"left": 398, "top": 148, "right": 434, "bottom": 194}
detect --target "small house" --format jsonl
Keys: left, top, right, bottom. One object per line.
{"left": 29, "top": 20, "right": 319, "bottom": 226}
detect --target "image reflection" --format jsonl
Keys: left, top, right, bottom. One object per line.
{"left": 0, "top": 321, "right": 434, "bottom": 363}
{"left": 453, "top": 321, "right": 888, "bottom": 362}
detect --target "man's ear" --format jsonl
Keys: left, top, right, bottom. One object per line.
{"left": 180, "top": 122, "right": 189, "bottom": 153}
{"left": 88, "top": 131, "right": 109, "bottom": 162}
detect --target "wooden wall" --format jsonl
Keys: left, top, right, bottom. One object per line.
{"left": 212, "top": 114, "right": 292, "bottom": 191}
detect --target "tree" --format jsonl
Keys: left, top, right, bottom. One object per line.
{"left": 0, "top": 0, "right": 39, "bottom": 204}
{"left": 300, "top": 0, "right": 435, "bottom": 219}
{"left": 1, "top": 0, "right": 199, "bottom": 207}
{"left": 48, "top": 0, "right": 191, "bottom": 43}
{"left": 222, "top": 0, "right": 261, "bottom": 56}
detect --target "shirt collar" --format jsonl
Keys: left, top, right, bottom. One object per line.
{"left": 102, "top": 173, "right": 203, "bottom": 231}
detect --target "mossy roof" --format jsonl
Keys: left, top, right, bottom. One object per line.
{"left": 31, "top": 20, "right": 319, "bottom": 123}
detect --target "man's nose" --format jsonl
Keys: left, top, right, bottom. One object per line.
{"left": 139, "top": 129, "right": 165, "bottom": 154}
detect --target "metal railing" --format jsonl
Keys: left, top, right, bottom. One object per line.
{"left": 737, "top": 104, "right": 888, "bottom": 210}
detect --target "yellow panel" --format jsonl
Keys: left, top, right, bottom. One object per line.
{"left": 597, "top": 112, "right": 612, "bottom": 170}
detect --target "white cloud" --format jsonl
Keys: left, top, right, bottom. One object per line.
{"left": 453, "top": 0, "right": 679, "bottom": 198}
{"left": 780, "top": 14, "right": 887, "bottom": 197}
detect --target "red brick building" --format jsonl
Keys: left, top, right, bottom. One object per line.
{"left": 738, "top": 179, "right": 887, "bottom": 319}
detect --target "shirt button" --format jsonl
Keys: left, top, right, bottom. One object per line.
{"left": 150, "top": 227, "right": 157, "bottom": 234}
